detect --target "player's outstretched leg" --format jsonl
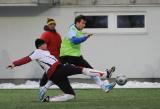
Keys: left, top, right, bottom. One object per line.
{"left": 82, "top": 68, "right": 116, "bottom": 92}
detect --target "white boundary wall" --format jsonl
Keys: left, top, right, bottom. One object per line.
{"left": 0, "top": 6, "right": 160, "bottom": 79}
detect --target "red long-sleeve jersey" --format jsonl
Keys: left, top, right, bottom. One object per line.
{"left": 40, "top": 26, "right": 61, "bottom": 60}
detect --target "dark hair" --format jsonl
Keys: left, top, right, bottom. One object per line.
{"left": 74, "top": 15, "right": 86, "bottom": 24}
{"left": 35, "top": 39, "right": 45, "bottom": 49}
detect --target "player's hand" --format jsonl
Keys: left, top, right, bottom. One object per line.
{"left": 7, "top": 64, "right": 15, "bottom": 69}
{"left": 87, "top": 33, "right": 93, "bottom": 38}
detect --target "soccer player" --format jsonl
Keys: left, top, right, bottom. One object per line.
{"left": 7, "top": 39, "right": 116, "bottom": 102}
{"left": 60, "top": 15, "right": 115, "bottom": 80}
{"left": 60, "top": 15, "right": 93, "bottom": 67}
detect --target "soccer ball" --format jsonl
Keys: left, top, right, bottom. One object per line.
{"left": 116, "top": 75, "right": 127, "bottom": 86}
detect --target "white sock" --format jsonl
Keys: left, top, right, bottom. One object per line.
{"left": 91, "top": 76, "right": 103, "bottom": 86}
{"left": 82, "top": 68, "right": 106, "bottom": 86}
{"left": 40, "top": 80, "right": 54, "bottom": 93}
{"left": 50, "top": 94, "right": 75, "bottom": 102}
{"left": 82, "top": 68, "right": 107, "bottom": 77}
{"left": 44, "top": 80, "right": 54, "bottom": 89}
{"left": 82, "top": 68, "right": 100, "bottom": 76}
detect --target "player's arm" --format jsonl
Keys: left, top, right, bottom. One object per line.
{"left": 7, "top": 50, "right": 40, "bottom": 69}
{"left": 7, "top": 56, "right": 32, "bottom": 69}
{"left": 71, "top": 36, "right": 88, "bottom": 44}
{"left": 68, "top": 29, "right": 92, "bottom": 44}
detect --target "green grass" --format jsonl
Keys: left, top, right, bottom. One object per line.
{"left": 0, "top": 89, "right": 160, "bottom": 109}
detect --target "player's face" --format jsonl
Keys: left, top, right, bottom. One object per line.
{"left": 48, "top": 23, "right": 56, "bottom": 30}
{"left": 76, "top": 19, "right": 86, "bottom": 30}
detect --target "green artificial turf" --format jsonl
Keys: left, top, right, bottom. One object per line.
{"left": 0, "top": 89, "right": 160, "bottom": 109}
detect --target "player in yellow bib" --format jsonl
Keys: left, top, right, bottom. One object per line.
{"left": 60, "top": 15, "right": 115, "bottom": 88}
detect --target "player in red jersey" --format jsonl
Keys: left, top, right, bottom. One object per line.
{"left": 39, "top": 18, "right": 62, "bottom": 88}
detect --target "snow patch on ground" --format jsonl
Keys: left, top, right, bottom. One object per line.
{"left": 0, "top": 80, "right": 160, "bottom": 89}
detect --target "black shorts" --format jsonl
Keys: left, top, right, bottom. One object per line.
{"left": 60, "top": 55, "right": 93, "bottom": 68}
{"left": 50, "top": 64, "right": 83, "bottom": 95}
